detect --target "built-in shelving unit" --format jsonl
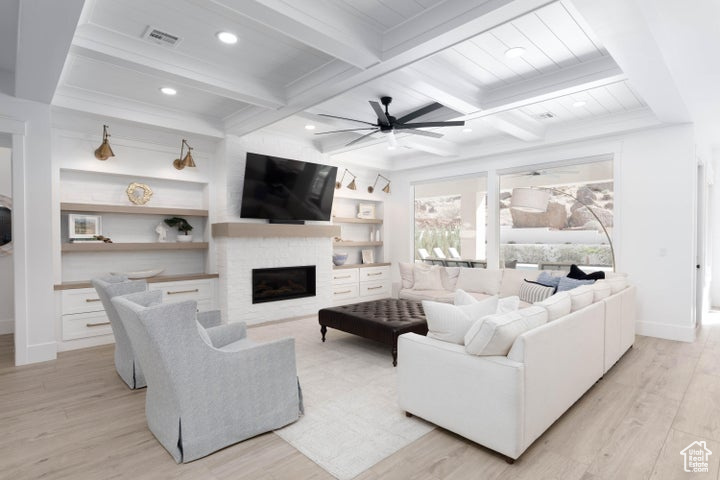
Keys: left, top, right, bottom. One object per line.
{"left": 332, "top": 217, "right": 383, "bottom": 225}
{"left": 61, "top": 202, "right": 208, "bottom": 217}
{"left": 62, "top": 242, "right": 208, "bottom": 252}
{"left": 54, "top": 273, "right": 219, "bottom": 290}
{"left": 333, "top": 241, "right": 383, "bottom": 247}
{"left": 331, "top": 193, "right": 387, "bottom": 266}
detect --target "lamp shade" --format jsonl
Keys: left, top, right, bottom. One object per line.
{"left": 510, "top": 187, "right": 550, "bottom": 212}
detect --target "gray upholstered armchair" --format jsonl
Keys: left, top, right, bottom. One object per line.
{"left": 92, "top": 275, "right": 225, "bottom": 389}
{"left": 112, "top": 291, "right": 303, "bottom": 463}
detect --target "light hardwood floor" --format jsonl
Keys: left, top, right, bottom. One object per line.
{"left": 2, "top": 317, "right": 720, "bottom": 480}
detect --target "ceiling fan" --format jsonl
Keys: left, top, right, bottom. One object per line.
{"left": 314, "top": 96, "right": 465, "bottom": 147}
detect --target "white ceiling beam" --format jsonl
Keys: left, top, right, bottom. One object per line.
{"left": 15, "top": 0, "right": 85, "bottom": 103}
{"left": 402, "top": 137, "right": 459, "bottom": 157}
{"left": 485, "top": 111, "right": 546, "bottom": 141}
{"left": 71, "top": 24, "right": 286, "bottom": 109}
{"left": 226, "top": 0, "right": 552, "bottom": 136}
{"left": 210, "top": 0, "right": 381, "bottom": 69}
{"left": 570, "top": 0, "right": 691, "bottom": 123}
{"left": 478, "top": 56, "right": 626, "bottom": 115}
{"left": 393, "top": 64, "right": 483, "bottom": 115}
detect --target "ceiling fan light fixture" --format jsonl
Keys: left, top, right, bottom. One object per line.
{"left": 462, "top": 127, "right": 473, "bottom": 133}
{"left": 304, "top": 124, "right": 316, "bottom": 130}
{"left": 94, "top": 124, "right": 115, "bottom": 161}
{"left": 504, "top": 47, "right": 526, "bottom": 59}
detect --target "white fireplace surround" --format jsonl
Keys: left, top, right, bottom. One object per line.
{"left": 214, "top": 223, "right": 339, "bottom": 325}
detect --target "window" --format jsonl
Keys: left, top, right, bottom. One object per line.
{"left": 414, "top": 176, "right": 487, "bottom": 262}
{"left": 499, "top": 158, "right": 613, "bottom": 270}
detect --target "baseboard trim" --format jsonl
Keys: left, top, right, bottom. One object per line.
{"left": 0, "top": 318, "right": 13, "bottom": 335}
{"left": 24, "top": 341, "right": 57, "bottom": 365}
{"left": 636, "top": 321, "right": 696, "bottom": 343}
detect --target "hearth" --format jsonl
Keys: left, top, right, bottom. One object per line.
{"left": 252, "top": 265, "right": 316, "bottom": 304}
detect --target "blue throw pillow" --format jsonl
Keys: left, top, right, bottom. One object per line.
{"left": 556, "top": 276, "right": 596, "bottom": 292}
{"left": 536, "top": 271, "right": 561, "bottom": 290}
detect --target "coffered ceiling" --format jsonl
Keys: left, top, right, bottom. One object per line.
{"left": 4, "top": 0, "right": 713, "bottom": 170}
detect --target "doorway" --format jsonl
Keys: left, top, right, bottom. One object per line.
{"left": 0, "top": 140, "right": 13, "bottom": 366}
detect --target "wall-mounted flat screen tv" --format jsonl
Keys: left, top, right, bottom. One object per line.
{"left": 240, "top": 153, "right": 337, "bottom": 222}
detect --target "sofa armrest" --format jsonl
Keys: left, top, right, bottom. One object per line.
{"left": 196, "top": 310, "right": 223, "bottom": 329}
{"left": 205, "top": 323, "right": 247, "bottom": 348}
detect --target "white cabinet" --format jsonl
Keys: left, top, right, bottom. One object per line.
{"left": 148, "top": 279, "right": 215, "bottom": 311}
{"left": 332, "top": 265, "right": 391, "bottom": 305}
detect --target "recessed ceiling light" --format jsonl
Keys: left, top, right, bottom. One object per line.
{"left": 504, "top": 47, "right": 526, "bottom": 59}
{"left": 573, "top": 100, "right": 587, "bottom": 108}
{"left": 160, "top": 87, "right": 177, "bottom": 96}
{"left": 462, "top": 127, "right": 473, "bottom": 133}
{"left": 216, "top": 31, "right": 238, "bottom": 44}
{"left": 304, "top": 124, "right": 316, "bottom": 130}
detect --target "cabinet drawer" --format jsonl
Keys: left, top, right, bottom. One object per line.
{"left": 61, "top": 288, "right": 104, "bottom": 315}
{"left": 332, "top": 268, "right": 359, "bottom": 285}
{"left": 359, "top": 280, "right": 391, "bottom": 298}
{"left": 332, "top": 284, "right": 359, "bottom": 302}
{"left": 62, "top": 311, "right": 113, "bottom": 341}
{"left": 150, "top": 280, "right": 213, "bottom": 302}
{"left": 359, "top": 266, "right": 389, "bottom": 282}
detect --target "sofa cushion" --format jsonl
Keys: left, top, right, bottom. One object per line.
{"left": 399, "top": 289, "right": 455, "bottom": 303}
{"left": 535, "top": 291, "right": 571, "bottom": 321}
{"left": 423, "top": 296, "right": 499, "bottom": 344}
{"left": 569, "top": 285, "right": 594, "bottom": 312}
{"left": 455, "top": 268, "right": 503, "bottom": 295}
{"left": 519, "top": 280, "right": 555, "bottom": 303}
{"left": 464, "top": 306, "right": 548, "bottom": 356}
{"left": 413, "top": 266, "right": 444, "bottom": 291}
{"left": 399, "top": 262, "right": 414, "bottom": 289}
{"left": 441, "top": 267, "right": 461, "bottom": 291}
{"left": 606, "top": 276, "right": 628, "bottom": 294}
{"left": 568, "top": 264, "right": 606, "bottom": 280}
{"left": 592, "top": 280, "right": 612, "bottom": 302}
{"left": 499, "top": 269, "right": 540, "bottom": 297}
{"left": 455, "top": 289, "right": 520, "bottom": 314}
{"left": 557, "top": 276, "right": 595, "bottom": 292}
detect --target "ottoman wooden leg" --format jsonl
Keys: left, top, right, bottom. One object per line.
{"left": 320, "top": 325, "right": 327, "bottom": 342}
{"left": 392, "top": 345, "right": 398, "bottom": 367}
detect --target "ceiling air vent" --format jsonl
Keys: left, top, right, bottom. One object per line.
{"left": 537, "top": 112, "right": 555, "bottom": 120}
{"left": 142, "top": 26, "right": 182, "bottom": 47}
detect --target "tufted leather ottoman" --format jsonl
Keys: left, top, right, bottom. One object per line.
{"left": 319, "top": 299, "right": 427, "bottom": 366}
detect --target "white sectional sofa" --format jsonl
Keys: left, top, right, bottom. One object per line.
{"left": 396, "top": 264, "right": 635, "bottom": 461}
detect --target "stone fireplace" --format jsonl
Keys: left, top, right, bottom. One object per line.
{"left": 252, "top": 265, "right": 316, "bottom": 304}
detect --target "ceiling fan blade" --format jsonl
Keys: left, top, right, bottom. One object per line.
{"left": 397, "top": 121, "right": 465, "bottom": 128}
{"left": 396, "top": 102, "right": 443, "bottom": 124}
{"left": 369, "top": 101, "right": 390, "bottom": 126}
{"left": 345, "top": 130, "right": 380, "bottom": 147}
{"left": 402, "top": 129, "right": 444, "bottom": 139}
{"left": 318, "top": 113, "right": 377, "bottom": 126}
{"left": 314, "top": 127, "right": 378, "bottom": 135}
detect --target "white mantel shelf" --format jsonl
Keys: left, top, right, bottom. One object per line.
{"left": 212, "top": 222, "right": 340, "bottom": 238}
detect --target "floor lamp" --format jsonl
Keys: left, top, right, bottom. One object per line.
{"left": 510, "top": 187, "right": 616, "bottom": 272}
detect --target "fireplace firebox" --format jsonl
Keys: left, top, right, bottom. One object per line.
{"left": 252, "top": 266, "right": 316, "bottom": 304}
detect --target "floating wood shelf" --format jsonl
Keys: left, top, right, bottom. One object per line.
{"left": 61, "top": 202, "right": 208, "bottom": 217}
{"left": 333, "top": 262, "right": 391, "bottom": 270}
{"left": 54, "top": 273, "right": 219, "bottom": 291}
{"left": 212, "top": 223, "right": 340, "bottom": 238}
{"left": 62, "top": 242, "right": 209, "bottom": 252}
{"left": 333, "top": 241, "right": 383, "bottom": 247}
{"left": 332, "top": 217, "right": 383, "bottom": 224}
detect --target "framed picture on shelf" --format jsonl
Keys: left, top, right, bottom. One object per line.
{"left": 362, "top": 249, "right": 375, "bottom": 264}
{"left": 68, "top": 214, "right": 102, "bottom": 239}
{"left": 357, "top": 203, "right": 376, "bottom": 219}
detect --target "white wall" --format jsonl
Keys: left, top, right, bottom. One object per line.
{"left": 0, "top": 147, "right": 12, "bottom": 334}
{"left": 386, "top": 124, "right": 698, "bottom": 342}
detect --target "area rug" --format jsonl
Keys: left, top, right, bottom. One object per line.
{"left": 256, "top": 317, "right": 435, "bottom": 480}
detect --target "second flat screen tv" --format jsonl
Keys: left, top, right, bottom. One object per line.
{"left": 240, "top": 153, "right": 337, "bottom": 222}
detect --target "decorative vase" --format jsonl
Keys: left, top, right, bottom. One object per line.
{"left": 177, "top": 235, "right": 193, "bottom": 243}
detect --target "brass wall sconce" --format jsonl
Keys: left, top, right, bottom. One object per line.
{"left": 368, "top": 174, "right": 391, "bottom": 194}
{"left": 94, "top": 125, "right": 115, "bottom": 160}
{"left": 335, "top": 169, "right": 357, "bottom": 190}
{"left": 173, "top": 139, "right": 196, "bottom": 170}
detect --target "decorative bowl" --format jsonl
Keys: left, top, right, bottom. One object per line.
{"left": 112, "top": 268, "right": 165, "bottom": 279}
{"left": 177, "top": 235, "right": 193, "bottom": 243}
{"left": 332, "top": 252, "right": 348, "bottom": 266}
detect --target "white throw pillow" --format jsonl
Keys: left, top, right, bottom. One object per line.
{"left": 399, "top": 262, "right": 414, "bottom": 289}
{"left": 592, "top": 280, "right": 612, "bottom": 302}
{"left": 441, "top": 267, "right": 461, "bottom": 291}
{"left": 423, "top": 296, "right": 499, "bottom": 344}
{"left": 465, "top": 306, "right": 548, "bottom": 356}
{"left": 413, "top": 266, "right": 444, "bottom": 291}
{"left": 455, "top": 289, "right": 519, "bottom": 313}
{"left": 455, "top": 268, "right": 503, "bottom": 295}
{"left": 535, "top": 291, "right": 571, "bottom": 321}
{"left": 454, "top": 288, "right": 476, "bottom": 306}
{"left": 569, "top": 285, "right": 594, "bottom": 312}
